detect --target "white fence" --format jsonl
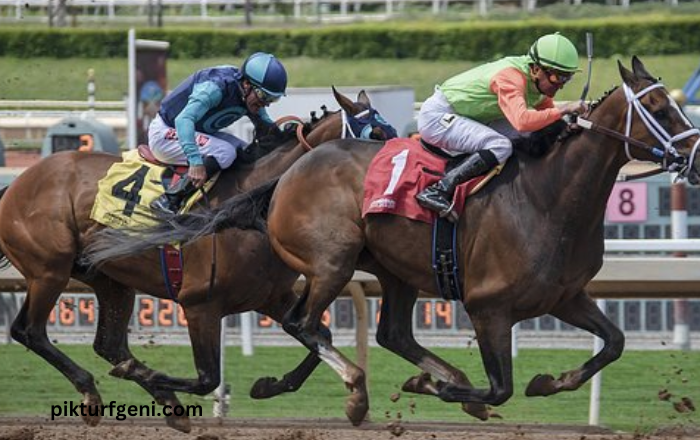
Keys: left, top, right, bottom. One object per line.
{"left": 0, "top": 0, "right": 687, "bottom": 23}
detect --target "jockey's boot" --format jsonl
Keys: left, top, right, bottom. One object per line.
{"left": 416, "top": 150, "right": 499, "bottom": 216}
{"left": 150, "top": 176, "right": 197, "bottom": 216}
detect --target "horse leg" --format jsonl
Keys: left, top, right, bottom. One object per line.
{"left": 249, "top": 287, "right": 331, "bottom": 399}
{"left": 436, "top": 307, "right": 515, "bottom": 406}
{"left": 10, "top": 278, "right": 103, "bottom": 427}
{"left": 525, "top": 291, "right": 624, "bottom": 397}
{"left": 283, "top": 274, "right": 369, "bottom": 426}
{"left": 90, "top": 281, "right": 191, "bottom": 433}
{"left": 374, "top": 274, "right": 490, "bottom": 420}
{"left": 121, "top": 301, "right": 222, "bottom": 396}
{"left": 249, "top": 323, "right": 331, "bottom": 399}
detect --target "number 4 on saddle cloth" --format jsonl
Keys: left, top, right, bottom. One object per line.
{"left": 90, "top": 146, "right": 218, "bottom": 229}
{"left": 362, "top": 138, "right": 503, "bottom": 301}
{"left": 89, "top": 146, "right": 219, "bottom": 300}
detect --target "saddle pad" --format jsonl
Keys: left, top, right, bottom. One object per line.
{"left": 90, "top": 149, "right": 213, "bottom": 229}
{"left": 362, "top": 138, "right": 496, "bottom": 224}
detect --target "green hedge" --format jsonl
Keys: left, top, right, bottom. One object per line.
{"left": 0, "top": 16, "right": 698, "bottom": 60}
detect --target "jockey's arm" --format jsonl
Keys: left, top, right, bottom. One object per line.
{"left": 490, "top": 68, "right": 562, "bottom": 133}
{"left": 173, "top": 81, "right": 224, "bottom": 167}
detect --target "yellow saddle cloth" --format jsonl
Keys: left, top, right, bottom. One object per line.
{"left": 90, "top": 149, "right": 216, "bottom": 229}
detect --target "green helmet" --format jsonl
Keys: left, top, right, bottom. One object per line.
{"left": 528, "top": 33, "right": 580, "bottom": 73}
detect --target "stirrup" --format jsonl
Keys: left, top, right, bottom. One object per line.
{"left": 439, "top": 200, "right": 459, "bottom": 223}
{"left": 150, "top": 195, "right": 180, "bottom": 215}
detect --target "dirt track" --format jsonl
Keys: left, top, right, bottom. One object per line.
{"left": 1, "top": 417, "right": 699, "bottom": 440}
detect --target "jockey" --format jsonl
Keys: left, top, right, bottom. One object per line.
{"left": 415, "top": 32, "right": 588, "bottom": 216}
{"left": 149, "top": 52, "right": 288, "bottom": 215}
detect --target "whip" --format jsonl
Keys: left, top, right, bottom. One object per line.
{"left": 580, "top": 32, "right": 594, "bottom": 103}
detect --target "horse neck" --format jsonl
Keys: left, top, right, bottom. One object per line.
{"left": 212, "top": 113, "right": 346, "bottom": 197}
{"left": 529, "top": 90, "right": 630, "bottom": 225}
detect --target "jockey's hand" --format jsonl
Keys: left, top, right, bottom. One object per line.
{"left": 557, "top": 101, "right": 589, "bottom": 116}
{"left": 188, "top": 164, "right": 207, "bottom": 188}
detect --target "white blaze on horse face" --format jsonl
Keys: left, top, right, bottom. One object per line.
{"left": 318, "top": 345, "right": 354, "bottom": 383}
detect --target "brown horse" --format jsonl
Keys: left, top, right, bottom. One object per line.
{"left": 0, "top": 88, "right": 397, "bottom": 432}
{"left": 145, "top": 57, "right": 700, "bottom": 425}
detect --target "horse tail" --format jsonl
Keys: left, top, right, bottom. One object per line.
{"left": 82, "top": 177, "right": 279, "bottom": 267}
{"left": 0, "top": 186, "right": 10, "bottom": 268}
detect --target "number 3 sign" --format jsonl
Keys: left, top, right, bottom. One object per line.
{"left": 606, "top": 182, "right": 648, "bottom": 223}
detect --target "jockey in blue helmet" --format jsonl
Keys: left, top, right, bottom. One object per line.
{"left": 149, "top": 52, "right": 288, "bottom": 215}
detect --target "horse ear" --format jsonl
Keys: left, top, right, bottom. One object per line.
{"left": 618, "top": 60, "right": 638, "bottom": 87}
{"left": 631, "top": 56, "right": 655, "bottom": 82}
{"left": 357, "top": 90, "right": 371, "bottom": 106}
{"left": 332, "top": 85, "right": 355, "bottom": 113}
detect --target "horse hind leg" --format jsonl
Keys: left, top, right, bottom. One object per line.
{"left": 283, "top": 272, "right": 369, "bottom": 426}
{"left": 11, "top": 278, "right": 103, "bottom": 427}
{"left": 89, "top": 280, "right": 191, "bottom": 433}
{"left": 525, "top": 291, "right": 624, "bottom": 397}
{"left": 374, "top": 272, "right": 491, "bottom": 420}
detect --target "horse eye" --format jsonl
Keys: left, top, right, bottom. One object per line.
{"left": 653, "top": 109, "right": 668, "bottom": 120}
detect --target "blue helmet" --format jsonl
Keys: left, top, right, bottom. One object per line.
{"left": 241, "top": 52, "right": 288, "bottom": 98}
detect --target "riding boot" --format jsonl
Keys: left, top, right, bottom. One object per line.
{"left": 416, "top": 150, "right": 499, "bottom": 216}
{"left": 150, "top": 176, "right": 197, "bottom": 215}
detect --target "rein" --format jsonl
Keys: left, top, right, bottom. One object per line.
{"left": 576, "top": 81, "right": 700, "bottom": 178}
{"left": 275, "top": 115, "right": 314, "bottom": 151}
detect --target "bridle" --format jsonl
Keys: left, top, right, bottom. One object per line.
{"left": 576, "top": 81, "right": 700, "bottom": 180}
{"left": 276, "top": 105, "right": 398, "bottom": 152}
{"left": 341, "top": 107, "right": 397, "bottom": 141}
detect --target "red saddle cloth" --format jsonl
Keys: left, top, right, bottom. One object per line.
{"left": 362, "top": 138, "right": 486, "bottom": 224}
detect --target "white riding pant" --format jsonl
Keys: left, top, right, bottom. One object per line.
{"left": 417, "top": 89, "right": 513, "bottom": 164}
{"left": 148, "top": 114, "right": 246, "bottom": 169}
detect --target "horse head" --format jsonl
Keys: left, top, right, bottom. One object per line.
{"left": 331, "top": 86, "right": 398, "bottom": 141}
{"left": 586, "top": 56, "right": 700, "bottom": 183}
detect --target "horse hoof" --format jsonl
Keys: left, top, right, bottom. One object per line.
{"left": 525, "top": 374, "right": 557, "bottom": 397}
{"left": 345, "top": 387, "right": 369, "bottom": 426}
{"left": 166, "top": 414, "right": 192, "bottom": 433}
{"left": 81, "top": 394, "right": 103, "bottom": 427}
{"left": 462, "top": 402, "right": 490, "bottom": 421}
{"left": 401, "top": 372, "right": 435, "bottom": 395}
{"left": 250, "top": 376, "right": 283, "bottom": 399}
{"left": 345, "top": 399, "right": 369, "bottom": 426}
{"left": 109, "top": 358, "right": 137, "bottom": 379}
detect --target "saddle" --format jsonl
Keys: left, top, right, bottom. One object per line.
{"left": 137, "top": 144, "right": 189, "bottom": 191}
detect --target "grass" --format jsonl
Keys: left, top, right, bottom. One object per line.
{"left": 1, "top": 54, "right": 699, "bottom": 104}
{"left": 0, "top": 344, "right": 697, "bottom": 433}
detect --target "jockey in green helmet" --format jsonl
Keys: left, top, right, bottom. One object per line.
{"left": 415, "top": 32, "right": 587, "bottom": 219}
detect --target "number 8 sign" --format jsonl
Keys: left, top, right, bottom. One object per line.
{"left": 606, "top": 182, "right": 648, "bottom": 223}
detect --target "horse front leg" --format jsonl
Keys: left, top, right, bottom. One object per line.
{"left": 525, "top": 290, "right": 624, "bottom": 397}
{"left": 247, "top": 287, "right": 329, "bottom": 399}
{"left": 249, "top": 324, "right": 331, "bottom": 399}
{"left": 375, "top": 275, "right": 491, "bottom": 420}
{"left": 121, "top": 301, "right": 222, "bottom": 397}
{"left": 436, "top": 308, "right": 515, "bottom": 406}
{"left": 90, "top": 281, "right": 191, "bottom": 433}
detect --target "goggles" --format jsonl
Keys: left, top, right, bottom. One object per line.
{"left": 543, "top": 67, "right": 573, "bottom": 86}
{"left": 252, "top": 86, "right": 280, "bottom": 105}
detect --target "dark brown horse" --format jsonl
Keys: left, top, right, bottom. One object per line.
{"left": 143, "top": 57, "right": 700, "bottom": 425}
{"left": 0, "top": 88, "right": 396, "bottom": 432}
